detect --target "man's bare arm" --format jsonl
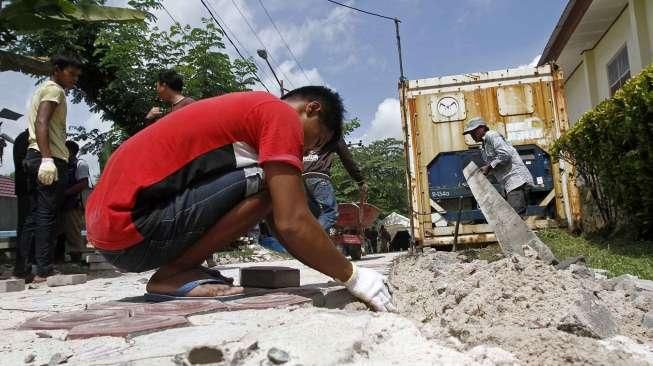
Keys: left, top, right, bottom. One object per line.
{"left": 35, "top": 101, "right": 57, "bottom": 158}
{"left": 264, "top": 162, "right": 353, "bottom": 282}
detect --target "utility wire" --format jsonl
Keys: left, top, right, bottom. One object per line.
{"left": 257, "top": 0, "right": 311, "bottom": 85}
{"left": 324, "top": 0, "right": 397, "bottom": 21}
{"left": 228, "top": 0, "right": 297, "bottom": 89}
{"left": 162, "top": 3, "right": 190, "bottom": 36}
{"left": 205, "top": 0, "right": 276, "bottom": 90}
{"left": 199, "top": 0, "right": 271, "bottom": 92}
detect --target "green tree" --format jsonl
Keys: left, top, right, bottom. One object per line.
{"left": 2, "top": 0, "right": 259, "bottom": 159}
{"left": 330, "top": 121, "right": 408, "bottom": 217}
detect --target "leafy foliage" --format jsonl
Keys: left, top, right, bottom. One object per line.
{"left": 0, "top": 0, "right": 147, "bottom": 32}
{"left": 331, "top": 121, "right": 408, "bottom": 217}
{"left": 551, "top": 64, "right": 653, "bottom": 238}
{"left": 3, "top": 0, "right": 258, "bottom": 146}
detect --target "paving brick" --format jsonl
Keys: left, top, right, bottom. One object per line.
{"left": 20, "top": 309, "right": 130, "bottom": 330}
{"left": 84, "top": 253, "right": 107, "bottom": 263}
{"left": 87, "top": 299, "right": 229, "bottom": 316}
{"left": 89, "top": 262, "right": 117, "bottom": 271}
{"left": 0, "top": 279, "right": 25, "bottom": 292}
{"left": 66, "top": 314, "right": 188, "bottom": 339}
{"left": 46, "top": 274, "right": 87, "bottom": 287}
{"left": 240, "top": 266, "right": 300, "bottom": 288}
{"left": 225, "top": 292, "right": 312, "bottom": 310}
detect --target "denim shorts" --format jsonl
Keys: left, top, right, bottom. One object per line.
{"left": 99, "top": 167, "right": 263, "bottom": 272}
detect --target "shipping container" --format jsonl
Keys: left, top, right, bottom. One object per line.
{"left": 399, "top": 64, "right": 582, "bottom": 246}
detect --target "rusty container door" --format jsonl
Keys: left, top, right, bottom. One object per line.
{"left": 400, "top": 65, "right": 581, "bottom": 246}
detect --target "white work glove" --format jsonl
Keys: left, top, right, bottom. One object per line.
{"left": 343, "top": 263, "right": 397, "bottom": 312}
{"left": 37, "top": 158, "right": 58, "bottom": 186}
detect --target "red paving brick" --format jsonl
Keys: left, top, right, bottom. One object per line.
{"left": 20, "top": 309, "right": 130, "bottom": 330}
{"left": 66, "top": 314, "right": 189, "bottom": 339}
{"left": 225, "top": 293, "right": 313, "bottom": 310}
{"left": 87, "top": 300, "right": 229, "bottom": 316}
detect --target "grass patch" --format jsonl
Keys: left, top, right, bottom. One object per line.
{"left": 538, "top": 229, "right": 653, "bottom": 280}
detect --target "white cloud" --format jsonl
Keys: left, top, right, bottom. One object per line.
{"left": 516, "top": 54, "right": 541, "bottom": 69}
{"left": 361, "top": 98, "right": 402, "bottom": 142}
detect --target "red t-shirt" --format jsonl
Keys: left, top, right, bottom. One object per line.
{"left": 86, "top": 91, "right": 303, "bottom": 250}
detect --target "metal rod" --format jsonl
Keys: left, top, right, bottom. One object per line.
{"left": 394, "top": 18, "right": 405, "bottom": 81}
{"left": 453, "top": 196, "right": 463, "bottom": 252}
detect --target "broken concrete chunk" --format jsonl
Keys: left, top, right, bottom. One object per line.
{"left": 631, "top": 291, "right": 653, "bottom": 312}
{"left": 267, "top": 347, "right": 290, "bottom": 364}
{"left": 462, "top": 162, "right": 558, "bottom": 265}
{"left": 641, "top": 312, "right": 653, "bottom": 329}
{"left": 0, "top": 278, "right": 25, "bottom": 292}
{"left": 557, "top": 291, "right": 617, "bottom": 339}
{"left": 555, "top": 255, "right": 586, "bottom": 270}
{"left": 24, "top": 352, "right": 35, "bottom": 363}
{"left": 46, "top": 274, "right": 87, "bottom": 287}
{"left": 569, "top": 263, "right": 593, "bottom": 279}
{"left": 603, "top": 274, "right": 639, "bottom": 292}
{"left": 240, "top": 266, "right": 300, "bottom": 288}
{"left": 635, "top": 279, "right": 653, "bottom": 293}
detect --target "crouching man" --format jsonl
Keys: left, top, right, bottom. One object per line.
{"left": 85, "top": 87, "right": 395, "bottom": 312}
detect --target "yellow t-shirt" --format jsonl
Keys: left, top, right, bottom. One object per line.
{"left": 27, "top": 80, "right": 68, "bottom": 162}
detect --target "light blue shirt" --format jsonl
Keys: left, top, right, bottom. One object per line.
{"left": 481, "top": 130, "right": 534, "bottom": 193}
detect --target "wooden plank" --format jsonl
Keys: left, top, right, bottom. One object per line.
{"left": 463, "top": 161, "right": 557, "bottom": 264}
{"left": 539, "top": 190, "right": 556, "bottom": 207}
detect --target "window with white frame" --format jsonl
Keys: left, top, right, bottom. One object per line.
{"left": 607, "top": 46, "right": 630, "bottom": 96}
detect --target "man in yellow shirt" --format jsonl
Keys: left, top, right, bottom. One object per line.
{"left": 14, "top": 55, "right": 82, "bottom": 282}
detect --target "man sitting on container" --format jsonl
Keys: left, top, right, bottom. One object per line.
{"left": 462, "top": 117, "right": 534, "bottom": 217}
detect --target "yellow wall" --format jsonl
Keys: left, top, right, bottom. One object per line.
{"left": 564, "top": 0, "right": 653, "bottom": 125}
{"left": 564, "top": 63, "right": 591, "bottom": 125}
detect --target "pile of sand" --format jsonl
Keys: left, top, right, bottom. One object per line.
{"left": 390, "top": 249, "right": 653, "bottom": 365}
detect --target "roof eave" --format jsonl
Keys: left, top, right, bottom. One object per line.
{"left": 538, "top": 0, "right": 593, "bottom": 66}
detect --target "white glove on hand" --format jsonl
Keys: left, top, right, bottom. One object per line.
{"left": 37, "top": 158, "right": 58, "bottom": 186}
{"left": 343, "top": 263, "right": 397, "bottom": 312}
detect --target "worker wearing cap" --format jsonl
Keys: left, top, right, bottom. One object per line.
{"left": 463, "top": 117, "right": 534, "bottom": 217}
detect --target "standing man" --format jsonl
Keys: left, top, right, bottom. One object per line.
{"left": 303, "top": 139, "right": 368, "bottom": 232}
{"left": 55, "top": 140, "right": 90, "bottom": 263}
{"left": 16, "top": 55, "right": 81, "bottom": 282}
{"left": 462, "top": 117, "right": 534, "bottom": 217}
{"left": 12, "top": 129, "right": 30, "bottom": 277}
{"left": 86, "top": 87, "right": 395, "bottom": 312}
{"left": 145, "top": 69, "right": 195, "bottom": 121}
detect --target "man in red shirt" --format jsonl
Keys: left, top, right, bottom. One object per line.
{"left": 86, "top": 87, "right": 395, "bottom": 312}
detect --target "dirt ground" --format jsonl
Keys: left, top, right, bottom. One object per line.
{"left": 390, "top": 248, "right": 653, "bottom": 365}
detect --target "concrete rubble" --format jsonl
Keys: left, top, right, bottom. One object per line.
{"left": 391, "top": 249, "right": 653, "bottom": 365}
{"left": 1, "top": 244, "right": 652, "bottom": 365}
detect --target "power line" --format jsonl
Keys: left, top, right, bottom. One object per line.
{"left": 257, "top": 0, "right": 311, "bottom": 85}
{"left": 228, "top": 0, "right": 297, "bottom": 89}
{"left": 205, "top": 0, "right": 276, "bottom": 90}
{"left": 324, "top": 0, "right": 397, "bottom": 21}
{"left": 199, "top": 0, "right": 271, "bottom": 92}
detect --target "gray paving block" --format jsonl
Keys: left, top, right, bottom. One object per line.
{"left": 463, "top": 162, "right": 558, "bottom": 264}
{"left": 0, "top": 279, "right": 25, "bottom": 292}
{"left": 47, "top": 274, "right": 88, "bottom": 287}
{"left": 89, "top": 262, "right": 117, "bottom": 271}
{"left": 85, "top": 253, "right": 107, "bottom": 263}
{"left": 240, "top": 266, "right": 300, "bottom": 288}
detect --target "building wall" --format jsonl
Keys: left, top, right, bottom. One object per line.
{"left": 563, "top": 0, "right": 653, "bottom": 125}
{"left": 593, "top": 7, "right": 633, "bottom": 102}
{"left": 564, "top": 62, "right": 592, "bottom": 125}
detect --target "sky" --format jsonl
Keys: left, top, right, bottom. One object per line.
{"left": 0, "top": 0, "right": 567, "bottom": 178}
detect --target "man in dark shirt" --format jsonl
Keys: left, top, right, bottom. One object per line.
{"left": 12, "top": 129, "right": 30, "bottom": 277}
{"left": 303, "top": 138, "right": 368, "bottom": 231}
{"left": 145, "top": 69, "right": 195, "bottom": 121}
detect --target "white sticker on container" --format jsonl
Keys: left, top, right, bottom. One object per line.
{"left": 536, "top": 176, "right": 543, "bottom": 185}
